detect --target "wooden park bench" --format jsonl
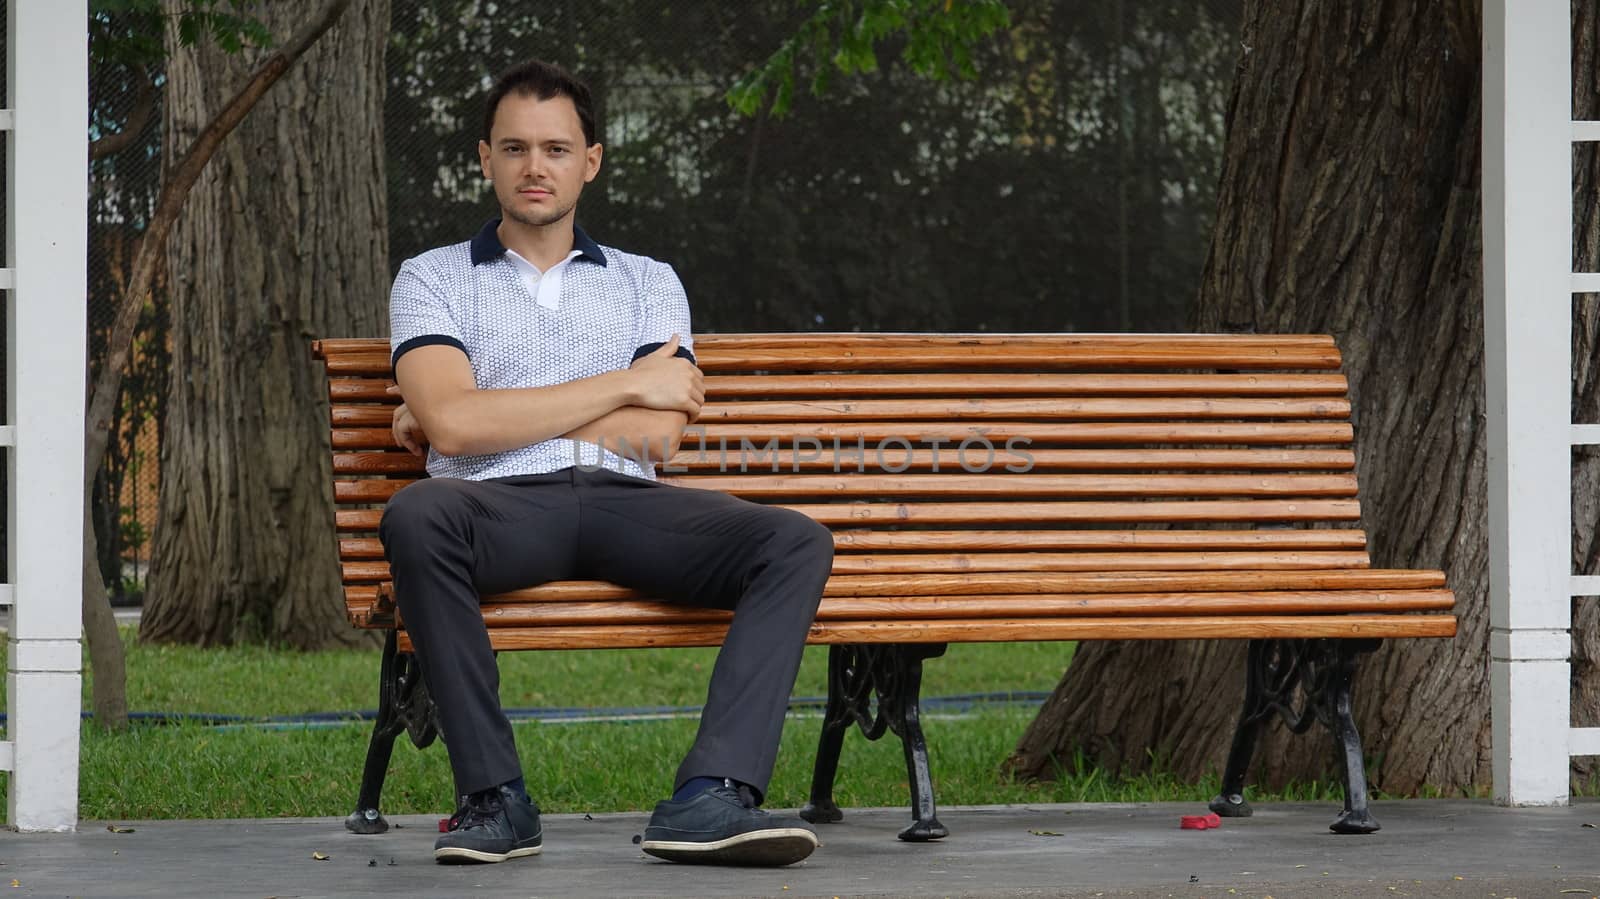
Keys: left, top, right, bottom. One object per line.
{"left": 313, "top": 333, "right": 1456, "bottom": 841}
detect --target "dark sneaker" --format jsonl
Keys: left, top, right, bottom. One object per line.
{"left": 434, "top": 785, "right": 543, "bottom": 864}
{"left": 641, "top": 780, "right": 818, "bottom": 866}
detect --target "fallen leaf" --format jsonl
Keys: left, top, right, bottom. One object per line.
{"left": 1584, "top": 823, "right": 1597, "bottom": 829}
{"left": 1028, "top": 829, "right": 1064, "bottom": 836}
{"left": 9, "top": 881, "right": 18, "bottom": 889}
{"left": 106, "top": 824, "right": 135, "bottom": 834}
{"left": 1558, "top": 891, "right": 1591, "bottom": 894}
{"left": 312, "top": 851, "right": 329, "bottom": 861}
{"left": 1294, "top": 864, "right": 1308, "bottom": 869}
{"left": 1453, "top": 876, "right": 1464, "bottom": 881}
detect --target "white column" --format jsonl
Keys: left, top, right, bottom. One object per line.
{"left": 1482, "top": 0, "right": 1572, "bottom": 807}
{"left": 5, "top": 0, "right": 88, "bottom": 831}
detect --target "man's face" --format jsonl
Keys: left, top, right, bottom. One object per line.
{"left": 478, "top": 92, "right": 602, "bottom": 229}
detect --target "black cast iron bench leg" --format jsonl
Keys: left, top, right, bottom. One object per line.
{"left": 1209, "top": 638, "right": 1381, "bottom": 834}
{"left": 346, "top": 630, "right": 439, "bottom": 834}
{"left": 799, "top": 644, "right": 948, "bottom": 841}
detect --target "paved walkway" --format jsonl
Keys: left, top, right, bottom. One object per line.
{"left": 6, "top": 799, "right": 1599, "bottom": 897}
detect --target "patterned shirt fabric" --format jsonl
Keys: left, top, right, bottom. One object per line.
{"left": 389, "top": 219, "right": 695, "bottom": 482}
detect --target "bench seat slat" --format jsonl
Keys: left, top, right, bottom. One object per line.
{"left": 336, "top": 528, "right": 1369, "bottom": 560}
{"left": 418, "top": 568, "right": 1443, "bottom": 603}
{"left": 458, "top": 591, "right": 1456, "bottom": 628}
{"left": 391, "top": 614, "right": 1458, "bottom": 652}
{"left": 339, "top": 550, "right": 1374, "bottom": 583}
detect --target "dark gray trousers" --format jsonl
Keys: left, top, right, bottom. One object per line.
{"left": 378, "top": 465, "right": 833, "bottom": 801}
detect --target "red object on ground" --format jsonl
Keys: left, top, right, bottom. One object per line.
{"left": 1180, "top": 813, "right": 1223, "bottom": 830}
{"left": 438, "top": 817, "right": 450, "bottom": 833}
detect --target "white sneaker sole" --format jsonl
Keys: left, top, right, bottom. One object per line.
{"left": 433, "top": 843, "right": 542, "bottom": 864}
{"left": 641, "top": 827, "right": 818, "bottom": 866}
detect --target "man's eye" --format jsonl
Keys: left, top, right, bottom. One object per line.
{"left": 549, "top": 147, "right": 567, "bottom": 155}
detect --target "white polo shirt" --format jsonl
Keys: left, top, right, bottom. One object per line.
{"left": 389, "top": 219, "right": 695, "bottom": 482}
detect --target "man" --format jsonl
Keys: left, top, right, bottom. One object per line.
{"left": 382, "top": 59, "right": 832, "bottom": 867}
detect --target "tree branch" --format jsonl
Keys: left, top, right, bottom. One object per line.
{"left": 84, "top": 0, "right": 355, "bottom": 494}
{"left": 90, "top": 65, "right": 157, "bottom": 161}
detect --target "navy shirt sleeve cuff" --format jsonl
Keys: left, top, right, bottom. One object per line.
{"left": 632, "top": 341, "right": 697, "bottom": 366}
{"left": 392, "top": 334, "right": 468, "bottom": 368}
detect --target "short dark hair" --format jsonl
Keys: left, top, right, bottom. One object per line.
{"left": 482, "top": 59, "right": 597, "bottom": 146}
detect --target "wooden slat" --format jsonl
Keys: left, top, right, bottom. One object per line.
{"left": 333, "top": 428, "right": 401, "bottom": 450}
{"left": 392, "top": 614, "right": 1459, "bottom": 651}
{"left": 699, "top": 373, "right": 1351, "bottom": 398}
{"left": 684, "top": 422, "right": 1355, "bottom": 445}
{"left": 464, "top": 569, "right": 1444, "bottom": 603}
{"left": 470, "top": 590, "right": 1454, "bottom": 627}
{"left": 335, "top": 473, "right": 1360, "bottom": 504}
{"left": 320, "top": 333, "right": 1337, "bottom": 352}
{"left": 331, "top": 447, "right": 1356, "bottom": 475}
{"left": 335, "top": 499, "right": 1361, "bottom": 527}
{"left": 825, "top": 551, "right": 1370, "bottom": 574}
{"left": 334, "top": 452, "right": 426, "bottom": 474}
{"left": 340, "top": 550, "right": 1374, "bottom": 583}
{"left": 668, "top": 447, "right": 1357, "bottom": 472}
{"left": 329, "top": 378, "right": 398, "bottom": 402}
{"left": 659, "top": 473, "right": 1360, "bottom": 499}
{"left": 337, "top": 509, "right": 383, "bottom": 531}
{"left": 827, "top": 529, "right": 1368, "bottom": 551}
{"left": 692, "top": 346, "right": 1343, "bottom": 372}
{"left": 694, "top": 397, "right": 1351, "bottom": 422}
{"left": 341, "top": 538, "right": 386, "bottom": 560}
{"left": 337, "top": 529, "right": 1370, "bottom": 562}
{"left": 329, "top": 374, "right": 1353, "bottom": 402}
{"left": 783, "top": 499, "right": 1363, "bottom": 525}
{"left": 316, "top": 334, "right": 1344, "bottom": 376}
{"left": 321, "top": 351, "right": 393, "bottom": 375}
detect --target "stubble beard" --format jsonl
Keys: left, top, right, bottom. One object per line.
{"left": 502, "top": 188, "right": 579, "bottom": 229}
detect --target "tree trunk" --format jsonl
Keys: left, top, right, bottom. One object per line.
{"left": 1009, "top": 0, "right": 1594, "bottom": 794}
{"left": 140, "top": 0, "right": 390, "bottom": 648}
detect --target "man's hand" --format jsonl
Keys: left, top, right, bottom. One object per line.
{"left": 387, "top": 384, "right": 430, "bottom": 457}
{"left": 629, "top": 335, "right": 705, "bottom": 420}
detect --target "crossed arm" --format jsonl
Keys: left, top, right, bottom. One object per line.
{"left": 390, "top": 335, "right": 705, "bottom": 466}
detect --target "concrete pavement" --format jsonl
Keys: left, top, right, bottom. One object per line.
{"left": 5, "top": 799, "right": 1599, "bottom": 898}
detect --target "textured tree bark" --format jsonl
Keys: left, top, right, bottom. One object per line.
{"left": 140, "top": 0, "right": 390, "bottom": 647}
{"left": 1009, "top": 0, "right": 1596, "bottom": 794}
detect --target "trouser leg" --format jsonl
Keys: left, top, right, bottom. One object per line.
{"left": 379, "top": 474, "right": 579, "bottom": 797}
{"left": 574, "top": 468, "right": 833, "bottom": 802}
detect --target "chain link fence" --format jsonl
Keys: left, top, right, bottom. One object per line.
{"left": 58, "top": 0, "right": 1242, "bottom": 605}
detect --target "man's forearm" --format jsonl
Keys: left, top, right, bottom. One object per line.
{"left": 563, "top": 406, "right": 689, "bottom": 467}
{"left": 421, "top": 368, "right": 640, "bottom": 457}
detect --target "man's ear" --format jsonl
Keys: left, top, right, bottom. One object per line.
{"left": 479, "top": 139, "right": 492, "bottom": 180}
{"left": 585, "top": 142, "right": 604, "bottom": 184}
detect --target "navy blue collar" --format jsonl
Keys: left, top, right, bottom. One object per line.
{"left": 469, "top": 218, "right": 607, "bottom": 267}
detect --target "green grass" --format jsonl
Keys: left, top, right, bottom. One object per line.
{"left": 0, "top": 629, "right": 1355, "bottom": 820}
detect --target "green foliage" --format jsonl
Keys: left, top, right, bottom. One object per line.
{"left": 385, "top": 0, "right": 1239, "bottom": 335}
{"left": 727, "top": 0, "right": 1011, "bottom": 117}
{"left": 89, "top": 0, "right": 273, "bottom": 70}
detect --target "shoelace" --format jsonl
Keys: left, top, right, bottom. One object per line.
{"left": 714, "top": 779, "right": 761, "bottom": 811}
{"left": 447, "top": 789, "right": 504, "bottom": 832}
